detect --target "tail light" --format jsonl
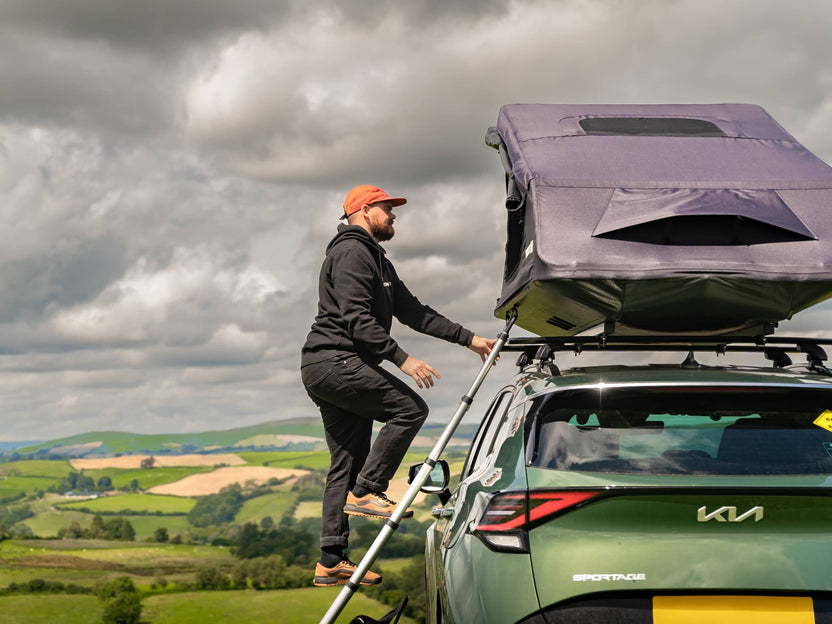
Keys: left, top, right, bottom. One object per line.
{"left": 473, "top": 490, "right": 601, "bottom": 552}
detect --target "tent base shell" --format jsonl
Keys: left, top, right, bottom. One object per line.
{"left": 495, "top": 276, "right": 832, "bottom": 337}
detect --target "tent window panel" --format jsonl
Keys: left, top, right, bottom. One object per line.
{"left": 579, "top": 117, "right": 727, "bottom": 137}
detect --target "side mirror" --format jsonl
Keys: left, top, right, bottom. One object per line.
{"left": 408, "top": 459, "right": 450, "bottom": 494}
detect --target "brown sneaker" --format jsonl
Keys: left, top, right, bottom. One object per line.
{"left": 313, "top": 559, "right": 382, "bottom": 587}
{"left": 344, "top": 491, "right": 414, "bottom": 519}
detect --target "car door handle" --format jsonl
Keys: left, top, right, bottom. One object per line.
{"left": 431, "top": 506, "right": 455, "bottom": 518}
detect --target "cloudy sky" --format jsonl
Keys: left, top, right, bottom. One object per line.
{"left": 2, "top": 0, "right": 832, "bottom": 442}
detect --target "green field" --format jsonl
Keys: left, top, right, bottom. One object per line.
{"left": 0, "top": 564, "right": 113, "bottom": 587}
{"left": 20, "top": 510, "right": 91, "bottom": 537}
{"left": 235, "top": 492, "right": 299, "bottom": 525}
{"left": 0, "top": 539, "right": 233, "bottom": 590}
{"left": 0, "top": 594, "right": 101, "bottom": 623}
{"left": 127, "top": 515, "right": 194, "bottom": 541}
{"left": 0, "top": 460, "right": 72, "bottom": 479}
{"left": 24, "top": 512, "right": 198, "bottom": 541}
{"left": 0, "top": 475, "right": 59, "bottom": 499}
{"left": 143, "top": 588, "right": 417, "bottom": 624}
{"left": 56, "top": 493, "right": 195, "bottom": 515}
{"left": 82, "top": 466, "right": 214, "bottom": 490}
{"left": 0, "top": 589, "right": 415, "bottom": 624}
{"left": 237, "top": 450, "right": 331, "bottom": 470}
{"left": 0, "top": 443, "right": 427, "bottom": 624}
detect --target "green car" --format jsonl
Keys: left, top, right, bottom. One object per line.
{"left": 418, "top": 336, "right": 832, "bottom": 624}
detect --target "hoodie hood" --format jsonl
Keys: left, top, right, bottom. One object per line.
{"left": 325, "top": 224, "right": 386, "bottom": 256}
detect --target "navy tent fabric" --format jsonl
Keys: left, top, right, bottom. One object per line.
{"left": 487, "top": 104, "right": 832, "bottom": 336}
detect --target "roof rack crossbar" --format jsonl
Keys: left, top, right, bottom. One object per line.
{"left": 504, "top": 335, "right": 832, "bottom": 357}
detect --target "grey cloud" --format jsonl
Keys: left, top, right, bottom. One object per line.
{"left": 3, "top": 0, "right": 832, "bottom": 440}
{"left": 0, "top": 32, "right": 174, "bottom": 133}
{"left": 178, "top": 0, "right": 832, "bottom": 190}
{"left": 0, "top": 0, "right": 289, "bottom": 53}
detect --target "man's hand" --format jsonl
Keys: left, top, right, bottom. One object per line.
{"left": 468, "top": 335, "right": 498, "bottom": 363}
{"left": 400, "top": 356, "right": 440, "bottom": 389}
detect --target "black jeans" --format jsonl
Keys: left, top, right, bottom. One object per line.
{"left": 301, "top": 353, "right": 429, "bottom": 549}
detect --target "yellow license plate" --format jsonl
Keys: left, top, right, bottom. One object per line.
{"left": 653, "top": 595, "right": 814, "bottom": 624}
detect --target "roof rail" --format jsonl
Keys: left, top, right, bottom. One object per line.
{"left": 503, "top": 334, "right": 832, "bottom": 375}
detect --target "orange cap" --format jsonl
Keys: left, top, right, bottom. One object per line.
{"left": 341, "top": 185, "right": 407, "bottom": 219}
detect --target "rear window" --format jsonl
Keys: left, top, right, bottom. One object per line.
{"left": 526, "top": 386, "right": 832, "bottom": 476}
{"left": 579, "top": 117, "right": 726, "bottom": 137}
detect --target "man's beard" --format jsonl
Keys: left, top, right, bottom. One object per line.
{"left": 371, "top": 222, "right": 395, "bottom": 242}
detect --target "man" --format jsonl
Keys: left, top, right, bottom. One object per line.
{"left": 301, "top": 184, "right": 495, "bottom": 587}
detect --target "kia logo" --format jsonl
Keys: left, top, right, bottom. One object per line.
{"left": 697, "top": 506, "right": 764, "bottom": 523}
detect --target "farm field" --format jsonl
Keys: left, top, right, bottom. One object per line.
{"left": 148, "top": 466, "right": 308, "bottom": 496}
{"left": 238, "top": 450, "right": 332, "bottom": 470}
{"left": 235, "top": 492, "right": 298, "bottom": 525}
{"left": 0, "top": 476, "right": 60, "bottom": 500}
{"left": 0, "top": 594, "right": 101, "bottom": 624}
{"left": 0, "top": 460, "right": 72, "bottom": 479}
{"left": 56, "top": 493, "right": 195, "bottom": 515}
{"left": 143, "top": 588, "right": 417, "bottom": 624}
{"left": 1, "top": 437, "right": 435, "bottom": 623}
{"left": 0, "top": 586, "right": 414, "bottom": 624}
{"left": 81, "top": 466, "right": 215, "bottom": 491}
{"left": 70, "top": 453, "right": 247, "bottom": 470}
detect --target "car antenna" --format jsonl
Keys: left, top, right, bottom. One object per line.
{"left": 681, "top": 350, "right": 700, "bottom": 369}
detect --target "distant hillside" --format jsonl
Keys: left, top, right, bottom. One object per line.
{"left": 14, "top": 417, "right": 480, "bottom": 459}
{"left": 0, "top": 441, "right": 42, "bottom": 452}
{"left": 17, "top": 418, "right": 327, "bottom": 457}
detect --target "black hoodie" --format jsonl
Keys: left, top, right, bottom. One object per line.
{"left": 301, "top": 225, "right": 473, "bottom": 367}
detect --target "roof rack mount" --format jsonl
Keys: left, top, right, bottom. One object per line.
{"left": 504, "top": 334, "right": 832, "bottom": 375}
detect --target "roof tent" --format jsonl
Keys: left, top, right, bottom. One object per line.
{"left": 486, "top": 103, "right": 832, "bottom": 336}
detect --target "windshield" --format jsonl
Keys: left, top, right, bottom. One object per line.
{"left": 526, "top": 386, "right": 832, "bottom": 476}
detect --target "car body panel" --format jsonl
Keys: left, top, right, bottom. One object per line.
{"left": 528, "top": 491, "right": 832, "bottom": 608}
{"left": 423, "top": 360, "right": 832, "bottom": 623}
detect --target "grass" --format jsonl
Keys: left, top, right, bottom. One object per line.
{"left": 294, "top": 501, "right": 320, "bottom": 520}
{"left": 0, "top": 476, "right": 59, "bottom": 497}
{"left": 0, "top": 539, "right": 232, "bottom": 591}
{"left": 375, "top": 557, "right": 413, "bottom": 575}
{"left": 0, "top": 589, "right": 413, "bottom": 624}
{"left": 56, "top": 493, "right": 195, "bottom": 515}
{"left": 0, "top": 595, "right": 101, "bottom": 623}
{"left": 143, "top": 588, "right": 417, "bottom": 624}
{"left": 0, "top": 460, "right": 72, "bottom": 479}
{"left": 0, "top": 539, "right": 231, "bottom": 564}
{"left": 0, "top": 565, "right": 113, "bottom": 586}
{"left": 0, "top": 485, "right": 23, "bottom": 502}
{"left": 237, "top": 450, "right": 331, "bottom": 470}
{"left": 20, "top": 510, "right": 91, "bottom": 537}
{"left": 127, "top": 515, "right": 193, "bottom": 541}
{"left": 235, "top": 492, "right": 298, "bottom": 525}
{"left": 81, "top": 466, "right": 215, "bottom": 490}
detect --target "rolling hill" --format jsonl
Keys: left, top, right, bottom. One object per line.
{"left": 13, "top": 418, "right": 479, "bottom": 459}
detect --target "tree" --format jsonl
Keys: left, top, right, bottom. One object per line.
{"left": 97, "top": 476, "right": 113, "bottom": 491}
{"left": 153, "top": 527, "right": 169, "bottom": 543}
{"left": 196, "top": 565, "right": 230, "bottom": 590}
{"left": 119, "top": 519, "right": 135, "bottom": 542}
{"left": 101, "top": 593, "right": 142, "bottom": 624}
{"left": 188, "top": 486, "right": 244, "bottom": 527}
{"left": 97, "top": 577, "right": 142, "bottom": 624}
{"left": 140, "top": 456, "right": 155, "bottom": 469}
{"left": 129, "top": 479, "right": 139, "bottom": 492}
{"left": 89, "top": 515, "right": 106, "bottom": 539}
{"left": 62, "top": 520, "right": 85, "bottom": 539}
